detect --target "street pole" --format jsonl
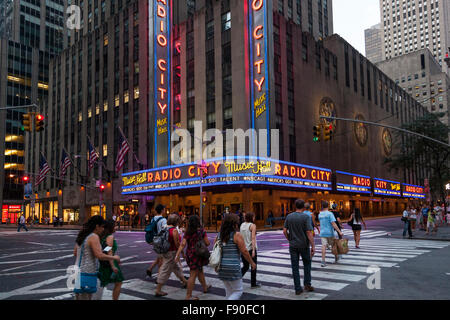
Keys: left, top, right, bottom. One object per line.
{"left": 319, "top": 115, "right": 450, "bottom": 148}
{"left": 200, "top": 177, "right": 203, "bottom": 226}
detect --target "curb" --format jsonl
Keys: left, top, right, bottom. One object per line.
{"left": 390, "top": 235, "right": 450, "bottom": 242}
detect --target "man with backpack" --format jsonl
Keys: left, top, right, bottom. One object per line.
{"left": 146, "top": 204, "right": 167, "bottom": 280}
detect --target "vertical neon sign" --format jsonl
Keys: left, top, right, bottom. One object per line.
{"left": 154, "top": 0, "right": 171, "bottom": 167}
{"left": 249, "top": 0, "right": 270, "bottom": 155}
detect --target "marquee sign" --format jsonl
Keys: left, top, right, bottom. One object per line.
{"left": 153, "top": 0, "right": 171, "bottom": 167}
{"left": 248, "top": 0, "right": 270, "bottom": 154}
{"left": 402, "top": 184, "right": 425, "bottom": 199}
{"left": 121, "top": 157, "right": 332, "bottom": 194}
{"left": 336, "top": 171, "right": 371, "bottom": 194}
{"left": 373, "top": 178, "right": 401, "bottom": 197}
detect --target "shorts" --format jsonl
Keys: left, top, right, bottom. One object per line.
{"left": 427, "top": 221, "right": 435, "bottom": 229}
{"left": 321, "top": 237, "right": 335, "bottom": 247}
{"left": 352, "top": 224, "right": 362, "bottom": 231}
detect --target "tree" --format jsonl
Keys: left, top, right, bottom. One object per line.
{"left": 385, "top": 112, "right": 450, "bottom": 204}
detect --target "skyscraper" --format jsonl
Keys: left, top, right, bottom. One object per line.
{"left": 380, "top": 0, "right": 450, "bottom": 73}
{"left": 365, "top": 23, "right": 383, "bottom": 64}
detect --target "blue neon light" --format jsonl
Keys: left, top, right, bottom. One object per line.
{"left": 336, "top": 170, "right": 371, "bottom": 179}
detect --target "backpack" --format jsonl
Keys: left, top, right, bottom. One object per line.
{"left": 145, "top": 216, "right": 163, "bottom": 244}
{"left": 153, "top": 227, "right": 173, "bottom": 254}
{"left": 194, "top": 231, "right": 210, "bottom": 260}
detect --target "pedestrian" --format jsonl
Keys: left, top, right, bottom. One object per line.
{"left": 240, "top": 212, "right": 260, "bottom": 288}
{"left": 402, "top": 206, "right": 413, "bottom": 239}
{"left": 348, "top": 208, "right": 367, "bottom": 249}
{"left": 175, "top": 215, "right": 211, "bottom": 300}
{"left": 426, "top": 209, "right": 437, "bottom": 235}
{"left": 146, "top": 204, "right": 167, "bottom": 280}
{"left": 98, "top": 219, "right": 124, "bottom": 300}
{"left": 267, "top": 210, "right": 275, "bottom": 227}
{"left": 215, "top": 214, "right": 255, "bottom": 300}
{"left": 421, "top": 205, "right": 430, "bottom": 230}
{"left": 155, "top": 214, "right": 188, "bottom": 297}
{"left": 304, "top": 202, "right": 320, "bottom": 235}
{"left": 318, "top": 201, "right": 343, "bottom": 267}
{"left": 53, "top": 216, "right": 59, "bottom": 227}
{"left": 283, "top": 199, "right": 315, "bottom": 295}
{"left": 409, "top": 206, "right": 417, "bottom": 231}
{"left": 73, "top": 216, "right": 120, "bottom": 300}
{"left": 330, "top": 203, "right": 343, "bottom": 239}
{"left": 144, "top": 212, "right": 150, "bottom": 226}
{"left": 17, "top": 214, "right": 28, "bottom": 232}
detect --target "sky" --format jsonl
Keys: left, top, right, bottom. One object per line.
{"left": 332, "top": 0, "right": 381, "bottom": 56}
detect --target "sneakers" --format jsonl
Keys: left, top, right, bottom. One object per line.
{"left": 321, "top": 261, "right": 327, "bottom": 267}
{"left": 304, "top": 285, "right": 314, "bottom": 292}
{"left": 295, "top": 290, "right": 303, "bottom": 295}
{"left": 251, "top": 283, "right": 261, "bottom": 289}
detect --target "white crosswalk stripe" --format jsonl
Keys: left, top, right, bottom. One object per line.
{"left": 9, "top": 237, "right": 450, "bottom": 301}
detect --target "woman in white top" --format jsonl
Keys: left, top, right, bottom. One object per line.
{"left": 239, "top": 212, "right": 260, "bottom": 288}
{"left": 409, "top": 206, "right": 417, "bottom": 231}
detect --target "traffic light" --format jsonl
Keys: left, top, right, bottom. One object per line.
{"left": 99, "top": 184, "right": 105, "bottom": 192}
{"left": 313, "top": 125, "right": 322, "bottom": 142}
{"left": 22, "top": 176, "right": 29, "bottom": 183}
{"left": 201, "top": 168, "right": 208, "bottom": 178}
{"left": 445, "top": 51, "right": 450, "bottom": 67}
{"left": 35, "top": 114, "right": 44, "bottom": 132}
{"left": 21, "top": 113, "right": 32, "bottom": 132}
{"left": 202, "top": 195, "right": 207, "bottom": 204}
{"left": 323, "top": 124, "right": 333, "bottom": 141}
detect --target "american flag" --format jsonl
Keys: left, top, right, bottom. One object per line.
{"left": 115, "top": 130, "right": 130, "bottom": 172}
{"left": 88, "top": 139, "right": 99, "bottom": 171}
{"left": 59, "top": 148, "right": 72, "bottom": 178}
{"left": 35, "top": 153, "right": 51, "bottom": 186}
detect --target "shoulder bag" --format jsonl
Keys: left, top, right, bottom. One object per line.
{"left": 208, "top": 235, "right": 223, "bottom": 272}
{"left": 73, "top": 240, "right": 98, "bottom": 294}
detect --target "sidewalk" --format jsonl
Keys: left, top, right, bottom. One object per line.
{"left": 0, "top": 214, "right": 404, "bottom": 233}
{"left": 390, "top": 223, "right": 450, "bottom": 241}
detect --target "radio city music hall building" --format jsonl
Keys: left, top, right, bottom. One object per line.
{"left": 26, "top": 0, "right": 430, "bottom": 226}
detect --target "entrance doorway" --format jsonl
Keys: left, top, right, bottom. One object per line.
{"left": 253, "top": 202, "right": 264, "bottom": 221}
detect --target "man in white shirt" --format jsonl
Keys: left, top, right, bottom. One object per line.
{"left": 17, "top": 214, "right": 28, "bottom": 232}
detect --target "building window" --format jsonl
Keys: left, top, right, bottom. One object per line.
{"left": 221, "top": 12, "right": 231, "bottom": 31}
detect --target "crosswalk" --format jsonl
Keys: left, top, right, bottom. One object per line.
{"left": 257, "top": 229, "right": 389, "bottom": 239}
{"left": 73, "top": 237, "right": 449, "bottom": 300}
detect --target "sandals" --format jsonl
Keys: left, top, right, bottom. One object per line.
{"left": 203, "top": 284, "right": 212, "bottom": 293}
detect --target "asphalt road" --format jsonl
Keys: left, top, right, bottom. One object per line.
{"left": 1, "top": 217, "right": 449, "bottom": 300}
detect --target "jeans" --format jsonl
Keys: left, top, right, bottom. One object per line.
{"left": 222, "top": 279, "right": 244, "bottom": 300}
{"left": 403, "top": 220, "right": 412, "bottom": 237}
{"left": 17, "top": 223, "right": 28, "bottom": 232}
{"left": 289, "top": 246, "right": 312, "bottom": 292}
{"left": 241, "top": 250, "right": 257, "bottom": 286}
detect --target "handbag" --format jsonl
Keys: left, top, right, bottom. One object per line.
{"left": 347, "top": 219, "right": 354, "bottom": 227}
{"left": 73, "top": 241, "right": 98, "bottom": 294}
{"left": 208, "top": 236, "right": 222, "bottom": 272}
{"left": 335, "top": 238, "right": 349, "bottom": 254}
{"left": 401, "top": 216, "right": 408, "bottom": 222}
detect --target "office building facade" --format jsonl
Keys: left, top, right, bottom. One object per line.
{"left": 365, "top": 23, "right": 383, "bottom": 64}
{"left": 380, "top": 0, "right": 450, "bottom": 73}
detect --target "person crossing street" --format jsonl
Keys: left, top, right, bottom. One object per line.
{"left": 17, "top": 214, "right": 28, "bottom": 232}
{"left": 283, "top": 199, "right": 315, "bottom": 295}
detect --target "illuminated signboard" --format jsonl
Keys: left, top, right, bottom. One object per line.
{"left": 336, "top": 171, "right": 371, "bottom": 194}
{"left": 248, "top": 0, "right": 270, "bottom": 154}
{"left": 373, "top": 178, "right": 401, "bottom": 197}
{"left": 402, "top": 184, "right": 426, "bottom": 199}
{"left": 121, "top": 157, "right": 332, "bottom": 194}
{"left": 153, "top": 0, "right": 171, "bottom": 167}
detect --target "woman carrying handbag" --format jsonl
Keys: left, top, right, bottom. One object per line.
{"left": 73, "top": 216, "right": 120, "bottom": 300}
{"left": 347, "top": 208, "right": 367, "bottom": 249}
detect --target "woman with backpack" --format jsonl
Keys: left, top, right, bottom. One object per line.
{"left": 217, "top": 214, "right": 256, "bottom": 300}
{"left": 347, "top": 208, "right": 367, "bottom": 249}
{"left": 240, "top": 212, "right": 260, "bottom": 288}
{"left": 98, "top": 219, "right": 124, "bottom": 300}
{"left": 73, "top": 216, "right": 120, "bottom": 300}
{"left": 154, "top": 214, "right": 188, "bottom": 297}
{"left": 175, "top": 215, "right": 211, "bottom": 300}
